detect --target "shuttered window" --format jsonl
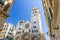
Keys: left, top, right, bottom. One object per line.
{"left": 50, "top": 0, "right": 52, "bottom": 3}
{"left": 48, "top": 16, "right": 52, "bottom": 35}
{"left": 49, "top": 7, "right": 53, "bottom": 19}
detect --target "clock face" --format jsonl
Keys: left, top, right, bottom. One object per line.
{"left": 25, "top": 23, "right": 30, "bottom": 29}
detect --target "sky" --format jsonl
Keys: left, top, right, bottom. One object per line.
{"left": 5, "top": 0, "right": 49, "bottom": 40}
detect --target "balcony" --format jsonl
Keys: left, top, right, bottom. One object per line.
{"left": 0, "top": 5, "right": 8, "bottom": 17}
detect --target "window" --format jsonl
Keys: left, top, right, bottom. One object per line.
{"left": 32, "top": 30, "right": 38, "bottom": 33}
{"left": 0, "top": 0, "right": 5, "bottom": 5}
{"left": 33, "top": 26, "right": 36, "bottom": 28}
{"left": 13, "top": 26, "right": 14, "bottom": 28}
{"left": 48, "top": 16, "right": 52, "bottom": 34}
{"left": 9, "top": 28, "right": 13, "bottom": 32}
{"left": 9, "top": 28, "right": 11, "bottom": 31}
{"left": 49, "top": 7, "right": 53, "bottom": 19}
{"left": 25, "top": 23, "right": 29, "bottom": 29}
{"left": 33, "top": 11, "right": 34, "bottom": 13}
{"left": 48, "top": 16, "right": 51, "bottom": 24}
{"left": 35, "top": 10, "right": 37, "bottom": 13}
{"left": 29, "top": 30, "right": 30, "bottom": 32}
{"left": 34, "top": 14, "right": 36, "bottom": 16}
{"left": 33, "top": 22, "right": 36, "bottom": 23}
{"left": 3, "top": 3, "right": 10, "bottom": 12}
{"left": 7, "top": 25, "right": 9, "bottom": 26}
{"left": 17, "top": 32, "right": 21, "bottom": 34}
{"left": 19, "top": 21, "right": 23, "bottom": 25}
{"left": 50, "top": 0, "right": 52, "bottom": 6}
{"left": 3, "top": 27, "right": 5, "bottom": 30}
{"left": 22, "top": 30, "right": 24, "bottom": 33}
{"left": 48, "top": 16, "right": 51, "bottom": 27}
{"left": 19, "top": 28, "right": 21, "bottom": 30}
{"left": 5, "top": 25, "right": 6, "bottom": 27}
{"left": 6, "top": 28, "right": 7, "bottom": 30}
{"left": 8, "top": 32, "right": 12, "bottom": 35}
{"left": 6, "top": 36, "right": 12, "bottom": 40}
{"left": 44, "top": 0, "right": 45, "bottom": 4}
{"left": 46, "top": 9, "right": 47, "bottom": 12}
{"left": 11, "top": 29, "right": 13, "bottom": 32}
{"left": 19, "top": 21, "right": 23, "bottom": 23}
{"left": 20, "top": 23, "right": 22, "bottom": 25}
{"left": 50, "top": 0, "right": 52, "bottom": 3}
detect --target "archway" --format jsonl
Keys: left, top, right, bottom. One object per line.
{"left": 16, "top": 36, "right": 20, "bottom": 40}
{"left": 23, "top": 32, "right": 30, "bottom": 40}
{"left": 32, "top": 36, "right": 38, "bottom": 40}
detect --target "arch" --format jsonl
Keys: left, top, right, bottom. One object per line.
{"left": 32, "top": 36, "right": 38, "bottom": 40}
{"left": 16, "top": 36, "right": 20, "bottom": 40}
{"left": 23, "top": 32, "right": 30, "bottom": 40}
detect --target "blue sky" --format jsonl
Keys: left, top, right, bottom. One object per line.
{"left": 5, "top": 0, "right": 49, "bottom": 40}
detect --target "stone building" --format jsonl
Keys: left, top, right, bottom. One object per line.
{"left": 31, "top": 7, "right": 43, "bottom": 40}
{"left": 42, "top": 0, "right": 60, "bottom": 40}
{"left": 0, "top": 0, "right": 14, "bottom": 31}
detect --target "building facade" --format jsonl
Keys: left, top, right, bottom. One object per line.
{"left": 22, "top": 21, "right": 31, "bottom": 40}
{"left": 3, "top": 23, "right": 15, "bottom": 40}
{"left": 54, "top": 0, "right": 60, "bottom": 40}
{"left": 40, "top": 33, "right": 45, "bottom": 40}
{"left": 31, "top": 7, "right": 43, "bottom": 40}
{"left": 0, "top": 30, "right": 6, "bottom": 40}
{"left": 16, "top": 21, "right": 24, "bottom": 40}
{"left": 42, "top": 0, "right": 53, "bottom": 37}
{"left": 16, "top": 21, "right": 31, "bottom": 40}
{"left": 15, "top": 7, "right": 45, "bottom": 40}
{"left": 0, "top": 0, "right": 14, "bottom": 31}
{"left": 42, "top": 0, "right": 60, "bottom": 40}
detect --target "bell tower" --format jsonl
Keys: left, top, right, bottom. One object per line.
{"left": 31, "top": 7, "right": 42, "bottom": 40}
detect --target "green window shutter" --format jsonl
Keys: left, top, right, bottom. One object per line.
{"left": 50, "top": 0, "right": 52, "bottom": 3}
{"left": 49, "top": 7, "right": 53, "bottom": 19}
{"left": 48, "top": 16, "right": 52, "bottom": 35}
{"left": 48, "top": 16, "right": 51, "bottom": 25}
{"left": 0, "top": 0, "right": 5, "bottom": 5}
